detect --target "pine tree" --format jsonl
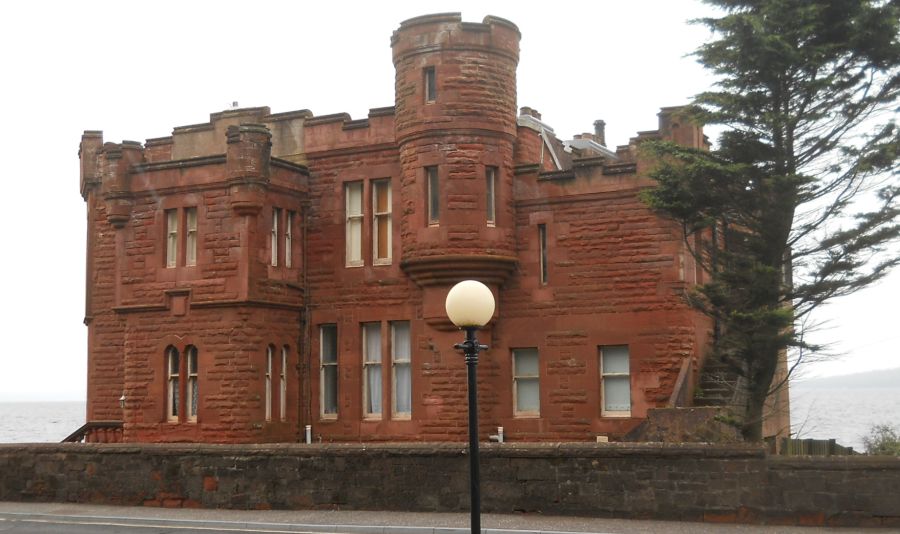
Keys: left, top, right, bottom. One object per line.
{"left": 643, "top": 0, "right": 900, "bottom": 440}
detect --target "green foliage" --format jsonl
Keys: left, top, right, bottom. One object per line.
{"left": 644, "top": 0, "right": 900, "bottom": 440}
{"left": 862, "top": 423, "right": 900, "bottom": 456}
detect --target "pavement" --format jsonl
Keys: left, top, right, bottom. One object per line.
{"left": 1, "top": 502, "right": 896, "bottom": 533}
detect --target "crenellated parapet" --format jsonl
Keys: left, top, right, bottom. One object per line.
{"left": 227, "top": 124, "right": 272, "bottom": 216}
{"left": 391, "top": 13, "right": 520, "bottom": 143}
{"left": 79, "top": 131, "right": 104, "bottom": 200}
{"left": 99, "top": 141, "right": 144, "bottom": 228}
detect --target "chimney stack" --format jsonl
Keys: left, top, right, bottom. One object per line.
{"left": 593, "top": 119, "right": 606, "bottom": 146}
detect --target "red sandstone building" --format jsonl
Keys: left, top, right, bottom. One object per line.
{"left": 77, "top": 14, "right": 784, "bottom": 444}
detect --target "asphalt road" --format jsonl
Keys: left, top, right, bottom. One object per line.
{"left": 1, "top": 502, "right": 897, "bottom": 534}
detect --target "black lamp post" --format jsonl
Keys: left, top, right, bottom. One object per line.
{"left": 445, "top": 280, "right": 495, "bottom": 534}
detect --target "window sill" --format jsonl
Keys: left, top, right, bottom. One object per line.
{"left": 514, "top": 412, "right": 540, "bottom": 419}
{"left": 601, "top": 411, "right": 632, "bottom": 418}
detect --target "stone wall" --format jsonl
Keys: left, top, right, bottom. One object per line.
{"left": 1, "top": 443, "right": 897, "bottom": 527}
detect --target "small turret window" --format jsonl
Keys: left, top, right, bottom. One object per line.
{"left": 426, "top": 166, "right": 439, "bottom": 226}
{"left": 486, "top": 167, "right": 497, "bottom": 226}
{"left": 424, "top": 67, "right": 436, "bottom": 103}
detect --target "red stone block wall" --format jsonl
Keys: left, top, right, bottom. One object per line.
{"left": 122, "top": 305, "right": 300, "bottom": 443}
{"left": 80, "top": 133, "right": 126, "bottom": 423}
{"left": 79, "top": 14, "right": 719, "bottom": 445}
{"left": 392, "top": 14, "right": 520, "bottom": 264}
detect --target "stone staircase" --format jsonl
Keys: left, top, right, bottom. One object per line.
{"left": 694, "top": 356, "right": 744, "bottom": 408}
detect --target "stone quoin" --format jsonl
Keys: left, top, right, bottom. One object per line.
{"left": 77, "top": 13, "right": 788, "bottom": 444}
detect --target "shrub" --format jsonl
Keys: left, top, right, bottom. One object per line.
{"left": 862, "top": 424, "right": 900, "bottom": 456}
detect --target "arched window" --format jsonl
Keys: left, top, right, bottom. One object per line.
{"left": 166, "top": 345, "right": 199, "bottom": 423}
{"left": 187, "top": 346, "right": 199, "bottom": 422}
{"left": 280, "top": 346, "right": 288, "bottom": 421}
{"left": 265, "top": 345, "right": 274, "bottom": 422}
{"left": 166, "top": 346, "right": 180, "bottom": 422}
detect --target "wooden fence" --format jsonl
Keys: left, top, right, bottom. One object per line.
{"left": 771, "top": 437, "right": 857, "bottom": 456}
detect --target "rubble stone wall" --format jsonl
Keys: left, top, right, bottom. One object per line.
{"left": 1, "top": 443, "right": 897, "bottom": 527}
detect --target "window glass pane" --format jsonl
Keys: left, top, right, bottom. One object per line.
{"left": 424, "top": 67, "right": 436, "bottom": 102}
{"left": 348, "top": 219, "right": 362, "bottom": 263}
{"left": 364, "top": 323, "right": 381, "bottom": 362}
{"left": 346, "top": 182, "right": 363, "bottom": 265}
{"left": 169, "top": 349, "right": 180, "bottom": 376}
{"left": 366, "top": 364, "right": 382, "bottom": 414}
{"left": 321, "top": 325, "right": 337, "bottom": 363}
{"left": 427, "top": 167, "right": 439, "bottom": 224}
{"left": 271, "top": 208, "right": 280, "bottom": 266}
{"left": 514, "top": 348, "right": 539, "bottom": 376}
{"left": 392, "top": 322, "right": 410, "bottom": 362}
{"left": 280, "top": 346, "right": 288, "bottom": 421}
{"left": 190, "top": 379, "right": 198, "bottom": 418}
{"left": 516, "top": 378, "right": 540, "bottom": 413}
{"left": 185, "top": 208, "right": 197, "bottom": 266}
{"left": 538, "top": 224, "right": 548, "bottom": 284}
{"left": 395, "top": 364, "right": 411, "bottom": 414}
{"left": 347, "top": 183, "right": 363, "bottom": 215}
{"left": 323, "top": 366, "right": 338, "bottom": 414}
{"left": 188, "top": 347, "right": 197, "bottom": 375}
{"left": 486, "top": 167, "right": 496, "bottom": 224}
{"left": 375, "top": 217, "right": 389, "bottom": 259}
{"left": 166, "top": 209, "right": 178, "bottom": 268}
{"left": 375, "top": 181, "right": 390, "bottom": 213}
{"left": 266, "top": 346, "right": 273, "bottom": 421}
{"left": 604, "top": 376, "right": 631, "bottom": 411}
{"left": 392, "top": 321, "right": 411, "bottom": 416}
{"left": 285, "top": 211, "right": 293, "bottom": 268}
{"left": 172, "top": 379, "right": 179, "bottom": 417}
{"left": 602, "top": 346, "right": 630, "bottom": 374}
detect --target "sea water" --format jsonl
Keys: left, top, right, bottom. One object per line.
{"left": 1, "top": 391, "right": 898, "bottom": 450}
{"left": 789, "top": 386, "right": 900, "bottom": 451}
{"left": 0, "top": 401, "right": 86, "bottom": 443}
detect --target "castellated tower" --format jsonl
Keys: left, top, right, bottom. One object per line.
{"left": 74, "top": 14, "right": 752, "bottom": 447}
{"left": 392, "top": 14, "right": 520, "bottom": 293}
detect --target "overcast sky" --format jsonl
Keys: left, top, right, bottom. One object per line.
{"left": 0, "top": 1, "right": 896, "bottom": 401}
